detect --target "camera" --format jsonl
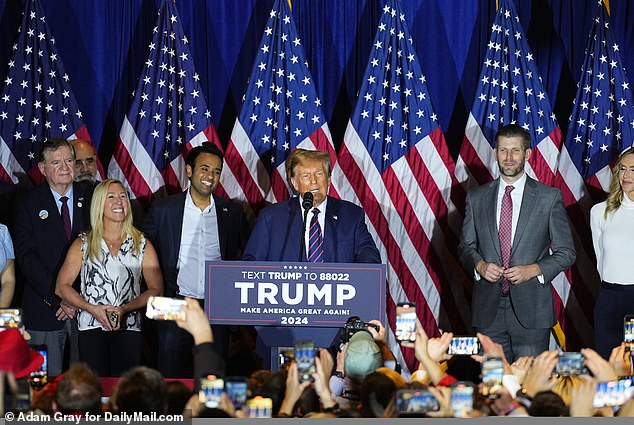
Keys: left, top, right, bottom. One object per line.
{"left": 342, "top": 317, "right": 377, "bottom": 343}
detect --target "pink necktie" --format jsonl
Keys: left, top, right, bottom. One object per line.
{"left": 307, "top": 208, "right": 324, "bottom": 263}
{"left": 60, "top": 196, "right": 72, "bottom": 240}
{"left": 499, "top": 185, "right": 514, "bottom": 295}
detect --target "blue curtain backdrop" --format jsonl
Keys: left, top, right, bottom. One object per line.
{"left": 0, "top": 0, "right": 632, "bottom": 164}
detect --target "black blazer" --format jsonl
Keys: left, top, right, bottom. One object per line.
{"left": 13, "top": 182, "right": 93, "bottom": 331}
{"left": 142, "top": 191, "right": 250, "bottom": 297}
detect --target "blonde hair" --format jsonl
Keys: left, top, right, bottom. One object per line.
{"left": 552, "top": 375, "right": 583, "bottom": 406}
{"left": 605, "top": 147, "right": 634, "bottom": 218}
{"left": 86, "top": 179, "right": 142, "bottom": 261}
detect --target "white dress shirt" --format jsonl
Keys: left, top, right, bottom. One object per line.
{"left": 177, "top": 191, "right": 222, "bottom": 298}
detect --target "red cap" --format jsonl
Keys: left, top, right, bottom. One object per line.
{"left": 0, "top": 328, "right": 44, "bottom": 378}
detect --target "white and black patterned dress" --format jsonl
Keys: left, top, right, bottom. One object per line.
{"left": 77, "top": 233, "right": 145, "bottom": 331}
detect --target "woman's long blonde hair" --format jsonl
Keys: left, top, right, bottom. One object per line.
{"left": 604, "top": 147, "right": 634, "bottom": 218}
{"left": 86, "top": 179, "right": 142, "bottom": 261}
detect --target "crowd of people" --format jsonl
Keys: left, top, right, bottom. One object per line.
{"left": 0, "top": 126, "right": 633, "bottom": 417}
{"left": 2, "top": 300, "right": 634, "bottom": 418}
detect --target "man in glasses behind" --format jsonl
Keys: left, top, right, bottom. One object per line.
{"left": 72, "top": 139, "right": 99, "bottom": 185}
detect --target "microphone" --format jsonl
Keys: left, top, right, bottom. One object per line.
{"left": 302, "top": 191, "right": 314, "bottom": 210}
{"left": 299, "top": 191, "right": 314, "bottom": 261}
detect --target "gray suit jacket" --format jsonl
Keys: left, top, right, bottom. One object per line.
{"left": 458, "top": 176, "right": 576, "bottom": 329}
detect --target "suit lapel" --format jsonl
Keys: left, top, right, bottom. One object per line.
{"left": 214, "top": 194, "right": 228, "bottom": 259}
{"left": 512, "top": 177, "right": 536, "bottom": 253}
{"left": 287, "top": 199, "right": 304, "bottom": 261}
{"left": 323, "top": 197, "right": 339, "bottom": 263}
{"left": 42, "top": 185, "right": 66, "bottom": 241}
{"left": 485, "top": 180, "right": 503, "bottom": 262}
{"left": 72, "top": 183, "right": 88, "bottom": 235}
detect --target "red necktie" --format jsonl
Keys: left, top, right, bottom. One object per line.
{"left": 60, "top": 196, "right": 72, "bottom": 240}
{"left": 499, "top": 185, "right": 514, "bottom": 295}
{"left": 307, "top": 208, "right": 324, "bottom": 263}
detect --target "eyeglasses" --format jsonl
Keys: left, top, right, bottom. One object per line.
{"left": 75, "top": 157, "right": 96, "bottom": 167}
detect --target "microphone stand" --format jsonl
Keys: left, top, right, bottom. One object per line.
{"left": 298, "top": 192, "right": 313, "bottom": 262}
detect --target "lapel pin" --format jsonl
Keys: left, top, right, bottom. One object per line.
{"left": 223, "top": 207, "right": 228, "bottom": 212}
{"left": 333, "top": 215, "right": 338, "bottom": 220}
{"left": 77, "top": 197, "right": 84, "bottom": 208}
{"left": 39, "top": 210, "right": 49, "bottom": 220}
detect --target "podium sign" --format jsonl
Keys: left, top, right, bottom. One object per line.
{"left": 205, "top": 261, "right": 386, "bottom": 327}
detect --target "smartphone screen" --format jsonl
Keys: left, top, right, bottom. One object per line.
{"left": 198, "top": 376, "right": 224, "bottom": 409}
{"left": 294, "top": 340, "right": 316, "bottom": 383}
{"left": 451, "top": 382, "right": 474, "bottom": 417}
{"left": 624, "top": 315, "right": 634, "bottom": 343}
{"left": 395, "top": 389, "right": 440, "bottom": 414}
{"left": 145, "top": 296, "right": 186, "bottom": 321}
{"left": 28, "top": 345, "right": 48, "bottom": 388}
{"left": 395, "top": 303, "right": 416, "bottom": 344}
{"left": 0, "top": 308, "right": 22, "bottom": 328}
{"left": 556, "top": 352, "right": 588, "bottom": 376}
{"left": 447, "top": 337, "right": 482, "bottom": 355}
{"left": 225, "top": 378, "right": 248, "bottom": 410}
{"left": 593, "top": 378, "right": 634, "bottom": 408}
{"left": 481, "top": 356, "right": 504, "bottom": 398}
{"left": 246, "top": 396, "right": 273, "bottom": 418}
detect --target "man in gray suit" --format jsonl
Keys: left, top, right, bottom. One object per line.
{"left": 458, "top": 124, "right": 575, "bottom": 361}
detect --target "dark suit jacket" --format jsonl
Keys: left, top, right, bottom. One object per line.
{"left": 13, "top": 182, "right": 92, "bottom": 331}
{"left": 458, "top": 176, "right": 576, "bottom": 329}
{"left": 243, "top": 196, "right": 381, "bottom": 263}
{"left": 142, "top": 191, "right": 250, "bottom": 297}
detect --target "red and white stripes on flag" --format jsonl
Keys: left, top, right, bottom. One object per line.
{"left": 221, "top": 0, "right": 336, "bottom": 219}
{"left": 331, "top": 0, "right": 471, "bottom": 374}
{"left": 108, "top": 0, "right": 221, "bottom": 207}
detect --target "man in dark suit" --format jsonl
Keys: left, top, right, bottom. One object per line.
{"left": 243, "top": 148, "right": 381, "bottom": 359}
{"left": 243, "top": 148, "right": 380, "bottom": 263}
{"left": 13, "top": 139, "right": 92, "bottom": 376}
{"left": 142, "top": 142, "right": 250, "bottom": 378}
{"left": 458, "top": 124, "right": 576, "bottom": 361}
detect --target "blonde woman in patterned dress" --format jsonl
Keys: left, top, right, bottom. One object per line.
{"left": 56, "top": 179, "right": 163, "bottom": 376}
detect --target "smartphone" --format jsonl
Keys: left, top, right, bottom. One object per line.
{"left": 28, "top": 345, "right": 48, "bottom": 389}
{"left": 198, "top": 375, "right": 224, "bottom": 409}
{"left": 593, "top": 378, "right": 634, "bottom": 408}
{"left": 395, "top": 389, "right": 440, "bottom": 414}
{"left": 145, "top": 296, "right": 186, "bottom": 321}
{"left": 294, "top": 340, "right": 316, "bottom": 383}
{"left": 278, "top": 347, "right": 294, "bottom": 370}
{"left": 245, "top": 396, "right": 273, "bottom": 418}
{"left": 395, "top": 303, "right": 416, "bottom": 344}
{"left": 556, "top": 352, "right": 589, "bottom": 376}
{"left": 225, "top": 377, "right": 248, "bottom": 410}
{"left": 451, "top": 381, "right": 474, "bottom": 418}
{"left": 108, "top": 311, "right": 119, "bottom": 328}
{"left": 624, "top": 315, "right": 634, "bottom": 343}
{"left": 0, "top": 308, "right": 22, "bottom": 328}
{"left": 481, "top": 356, "right": 504, "bottom": 398}
{"left": 448, "top": 336, "right": 482, "bottom": 355}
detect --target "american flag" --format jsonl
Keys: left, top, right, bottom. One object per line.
{"left": 0, "top": 0, "right": 93, "bottom": 184}
{"left": 330, "top": 0, "right": 472, "bottom": 374}
{"left": 555, "top": 0, "right": 634, "bottom": 349}
{"left": 453, "top": 0, "right": 580, "bottom": 348}
{"left": 220, "top": 0, "right": 336, "bottom": 217}
{"left": 108, "top": 0, "right": 220, "bottom": 207}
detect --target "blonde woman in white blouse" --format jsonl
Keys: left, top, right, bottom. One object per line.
{"left": 590, "top": 147, "right": 634, "bottom": 358}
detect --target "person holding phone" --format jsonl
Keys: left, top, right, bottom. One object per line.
{"left": 590, "top": 147, "right": 634, "bottom": 359}
{"left": 56, "top": 179, "right": 164, "bottom": 376}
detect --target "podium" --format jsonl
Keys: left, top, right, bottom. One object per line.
{"left": 205, "top": 261, "right": 386, "bottom": 368}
